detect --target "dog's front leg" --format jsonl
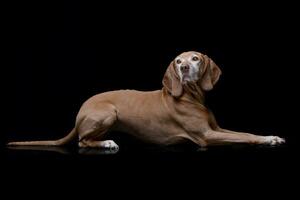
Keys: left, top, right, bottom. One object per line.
{"left": 203, "top": 130, "right": 285, "bottom": 146}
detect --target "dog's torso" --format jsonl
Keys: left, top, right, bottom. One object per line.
{"left": 76, "top": 89, "right": 212, "bottom": 145}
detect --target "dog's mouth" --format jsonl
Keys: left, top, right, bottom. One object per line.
{"left": 182, "top": 74, "right": 190, "bottom": 84}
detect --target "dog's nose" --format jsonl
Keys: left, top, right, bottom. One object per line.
{"left": 180, "top": 65, "right": 190, "bottom": 72}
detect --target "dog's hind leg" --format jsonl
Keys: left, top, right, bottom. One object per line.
{"left": 77, "top": 103, "right": 118, "bottom": 150}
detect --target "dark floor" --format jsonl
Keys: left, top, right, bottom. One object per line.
{"left": 2, "top": 140, "right": 297, "bottom": 175}
{"left": 1, "top": 138, "right": 298, "bottom": 197}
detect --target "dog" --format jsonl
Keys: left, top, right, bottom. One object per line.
{"left": 8, "top": 51, "right": 285, "bottom": 150}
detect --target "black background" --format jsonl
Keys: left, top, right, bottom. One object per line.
{"left": 2, "top": 0, "right": 299, "bottom": 196}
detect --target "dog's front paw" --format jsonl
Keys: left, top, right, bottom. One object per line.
{"left": 263, "top": 136, "right": 285, "bottom": 145}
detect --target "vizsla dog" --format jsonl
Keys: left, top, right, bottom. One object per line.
{"left": 8, "top": 51, "right": 285, "bottom": 150}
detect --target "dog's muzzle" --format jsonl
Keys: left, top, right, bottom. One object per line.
{"left": 180, "top": 64, "right": 190, "bottom": 73}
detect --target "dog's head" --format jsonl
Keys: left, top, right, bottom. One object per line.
{"left": 162, "top": 51, "right": 222, "bottom": 98}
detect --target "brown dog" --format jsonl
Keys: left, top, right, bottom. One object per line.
{"left": 8, "top": 51, "right": 285, "bottom": 150}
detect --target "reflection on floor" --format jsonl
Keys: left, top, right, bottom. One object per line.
{"left": 6, "top": 142, "right": 287, "bottom": 155}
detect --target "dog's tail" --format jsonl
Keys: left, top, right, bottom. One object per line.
{"left": 7, "top": 128, "right": 77, "bottom": 146}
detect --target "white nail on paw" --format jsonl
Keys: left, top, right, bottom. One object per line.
{"left": 264, "top": 136, "right": 285, "bottom": 145}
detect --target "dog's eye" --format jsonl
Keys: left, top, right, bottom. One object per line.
{"left": 192, "top": 56, "right": 199, "bottom": 61}
{"left": 176, "top": 59, "right": 182, "bottom": 64}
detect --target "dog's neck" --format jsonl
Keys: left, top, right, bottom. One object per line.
{"left": 162, "top": 82, "right": 205, "bottom": 106}
{"left": 181, "top": 82, "right": 205, "bottom": 105}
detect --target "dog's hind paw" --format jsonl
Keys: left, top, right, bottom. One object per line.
{"left": 100, "top": 140, "right": 119, "bottom": 150}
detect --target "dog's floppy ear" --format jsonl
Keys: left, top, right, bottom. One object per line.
{"left": 200, "top": 55, "right": 222, "bottom": 91}
{"left": 162, "top": 61, "right": 183, "bottom": 98}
